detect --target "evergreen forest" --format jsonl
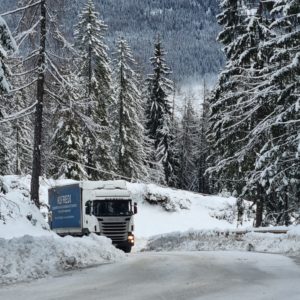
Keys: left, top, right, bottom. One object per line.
{"left": 0, "top": 0, "right": 299, "bottom": 226}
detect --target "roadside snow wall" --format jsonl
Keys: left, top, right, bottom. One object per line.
{"left": 0, "top": 234, "right": 125, "bottom": 285}
{"left": 0, "top": 176, "right": 125, "bottom": 286}
{"left": 145, "top": 229, "right": 300, "bottom": 257}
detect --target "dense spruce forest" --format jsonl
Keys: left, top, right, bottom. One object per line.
{"left": 0, "top": 0, "right": 224, "bottom": 83}
{"left": 0, "top": 0, "right": 299, "bottom": 226}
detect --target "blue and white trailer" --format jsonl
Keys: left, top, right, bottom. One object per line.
{"left": 49, "top": 180, "right": 137, "bottom": 253}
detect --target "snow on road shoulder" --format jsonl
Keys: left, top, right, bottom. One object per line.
{"left": 144, "top": 228, "right": 300, "bottom": 257}
{"left": 0, "top": 176, "right": 125, "bottom": 285}
{"left": 0, "top": 234, "right": 125, "bottom": 285}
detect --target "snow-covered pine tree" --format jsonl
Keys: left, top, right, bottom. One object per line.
{"left": 207, "top": 0, "right": 275, "bottom": 225}
{"left": 207, "top": 0, "right": 249, "bottom": 196}
{"left": 196, "top": 83, "right": 211, "bottom": 194}
{"left": 249, "top": 0, "right": 300, "bottom": 225}
{"left": 0, "top": 17, "right": 16, "bottom": 93}
{"left": 4, "top": 0, "right": 85, "bottom": 206}
{"left": 74, "top": 0, "right": 114, "bottom": 180}
{"left": 50, "top": 81, "right": 87, "bottom": 180}
{"left": 2, "top": 58, "right": 34, "bottom": 176}
{"left": 0, "top": 119, "right": 10, "bottom": 175}
{"left": 208, "top": 0, "right": 300, "bottom": 226}
{"left": 112, "top": 37, "right": 147, "bottom": 180}
{"left": 177, "top": 94, "right": 200, "bottom": 191}
{"left": 11, "top": 88, "right": 33, "bottom": 175}
{"left": 145, "top": 38, "right": 175, "bottom": 185}
{"left": 229, "top": 1, "right": 275, "bottom": 226}
{"left": 0, "top": 16, "right": 16, "bottom": 175}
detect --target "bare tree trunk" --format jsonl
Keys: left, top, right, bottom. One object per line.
{"left": 255, "top": 199, "right": 263, "bottom": 227}
{"left": 85, "top": 42, "right": 93, "bottom": 178}
{"left": 198, "top": 79, "right": 210, "bottom": 194}
{"left": 16, "top": 123, "right": 20, "bottom": 175}
{"left": 30, "top": 0, "right": 46, "bottom": 208}
{"left": 255, "top": 185, "right": 264, "bottom": 227}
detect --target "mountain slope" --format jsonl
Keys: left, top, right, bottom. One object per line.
{"left": 0, "top": 0, "right": 224, "bottom": 82}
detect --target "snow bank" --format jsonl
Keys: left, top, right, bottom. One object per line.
{"left": 288, "top": 225, "right": 300, "bottom": 236}
{"left": 128, "top": 182, "right": 254, "bottom": 237}
{"left": 0, "top": 176, "right": 125, "bottom": 285}
{"left": 0, "top": 175, "right": 52, "bottom": 239}
{"left": 0, "top": 234, "right": 125, "bottom": 285}
{"left": 145, "top": 228, "right": 300, "bottom": 256}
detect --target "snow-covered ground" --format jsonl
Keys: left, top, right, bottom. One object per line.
{"left": 0, "top": 234, "right": 124, "bottom": 285}
{"left": 0, "top": 175, "right": 299, "bottom": 285}
{"left": 0, "top": 176, "right": 124, "bottom": 285}
{"left": 145, "top": 229, "right": 300, "bottom": 256}
{"left": 128, "top": 182, "right": 254, "bottom": 237}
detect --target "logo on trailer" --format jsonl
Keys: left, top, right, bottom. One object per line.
{"left": 57, "top": 194, "right": 72, "bottom": 205}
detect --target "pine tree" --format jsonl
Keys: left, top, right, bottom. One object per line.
{"left": 0, "top": 122, "right": 10, "bottom": 175}
{"left": 3, "top": 60, "right": 34, "bottom": 176}
{"left": 11, "top": 89, "right": 32, "bottom": 175}
{"left": 229, "top": 0, "right": 300, "bottom": 225}
{"left": 74, "top": 0, "right": 114, "bottom": 180}
{"left": 0, "top": 17, "right": 16, "bottom": 94}
{"left": 0, "top": 17, "right": 16, "bottom": 175}
{"left": 207, "top": 0, "right": 248, "bottom": 196}
{"left": 232, "top": 1, "right": 275, "bottom": 226}
{"left": 249, "top": 0, "right": 300, "bottom": 225}
{"left": 177, "top": 94, "right": 199, "bottom": 191}
{"left": 145, "top": 38, "right": 175, "bottom": 185}
{"left": 208, "top": 1, "right": 264, "bottom": 181}
{"left": 4, "top": 0, "right": 84, "bottom": 206}
{"left": 50, "top": 75, "right": 88, "bottom": 180}
{"left": 207, "top": 0, "right": 273, "bottom": 225}
{"left": 51, "top": 109, "right": 87, "bottom": 181}
{"left": 112, "top": 37, "right": 147, "bottom": 180}
{"left": 196, "top": 83, "right": 210, "bottom": 194}
{"left": 208, "top": 0, "right": 300, "bottom": 226}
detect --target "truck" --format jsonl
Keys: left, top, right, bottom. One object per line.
{"left": 48, "top": 180, "right": 137, "bottom": 253}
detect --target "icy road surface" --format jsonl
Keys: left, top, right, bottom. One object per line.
{"left": 1, "top": 251, "right": 300, "bottom": 300}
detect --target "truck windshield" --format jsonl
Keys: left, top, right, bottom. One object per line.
{"left": 93, "top": 200, "right": 132, "bottom": 216}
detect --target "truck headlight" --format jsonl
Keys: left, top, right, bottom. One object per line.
{"left": 128, "top": 234, "right": 135, "bottom": 243}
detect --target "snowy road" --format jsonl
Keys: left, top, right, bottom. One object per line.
{"left": 1, "top": 251, "right": 300, "bottom": 300}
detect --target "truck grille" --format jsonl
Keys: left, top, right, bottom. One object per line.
{"left": 101, "top": 222, "right": 127, "bottom": 242}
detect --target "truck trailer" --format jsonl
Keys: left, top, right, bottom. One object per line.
{"left": 48, "top": 180, "right": 137, "bottom": 253}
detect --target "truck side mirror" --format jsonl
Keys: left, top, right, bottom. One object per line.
{"left": 134, "top": 202, "right": 138, "bottom": 214}
{"left": 85, "top": 201, "right": 92, "bottom": 215}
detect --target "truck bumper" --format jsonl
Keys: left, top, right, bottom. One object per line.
{"left": 114, "top": 240, "right": 134, "bottom": 248}
{"left": 114, "top": 240, "right": 133, "bottom": 253}
{"left": 114, "top": 234, "right": 135, "bottom": 252}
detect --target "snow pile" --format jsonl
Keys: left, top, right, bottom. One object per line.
{"left": 0, "top": 234, "right": 125, "bottom": 285}
{"left": 145, "top": 228, "right": 300, "bottom": 256}
{"left": 0, "top": 176, "right": 125, "bottom": 285}
{"left": 129, "top": 183, "right": 192, "bottom": 211}
{"left": 288, "top": 225, "right": 300, "bottom": 236}
{"left": 128, "top": 182, "right": 254, "bottom": 237}
{"left": 0, "top": 175, "right": 52, "bottom": 239}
